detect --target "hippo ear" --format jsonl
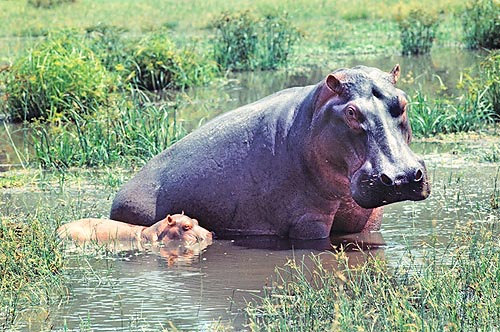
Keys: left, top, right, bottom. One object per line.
{"left": 389, "top": 64, "right": 400, "bottom": 84}
{"left": 326, "top": 73, "right": 344, "bottom": 95}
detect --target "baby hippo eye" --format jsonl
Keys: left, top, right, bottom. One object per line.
{"left": 182, "top": 222, "right": 193, "bottom": 231}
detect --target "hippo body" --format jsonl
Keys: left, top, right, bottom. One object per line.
{"left": 111, "top": 65, "right": 430, "bottom": 240}
{"left": 57, "top": 214, "right": 212, "bottom": 246}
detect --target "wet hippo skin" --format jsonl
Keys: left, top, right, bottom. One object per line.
{"left": 111, "top": 65, "right": 430, "bottom": 240}
{"left": 58, "top": 214, "right": 212, "bottom": 246}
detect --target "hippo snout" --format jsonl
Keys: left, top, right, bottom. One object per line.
{"left": 351, "top": 161, "right": 431, "bottom": 209}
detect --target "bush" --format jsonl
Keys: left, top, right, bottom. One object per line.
{"left": 30, "top": 90, "right": 185, "bottom": 168}
{"left": 478, "top": 50, "right": 500, "bottom": 116}
{"left": 409, "top": 89, "right": 495, "bottom": 137}
{"left": 27, "top": 0, "right": 76, "bottom": 8}
{"left": 126, "top": 30, "right": 217, "bottom": 91}
{"left": 396, "top": 7, "right": 440, "bottom": 55}
{"left": 2, "top": 31, "right": 113, "bottom": 122}
{"left": 462, "top": 0, "right": 500, "bottom": 49}
{"left": 84, "top": 23, "right": 131, "bottom": 73}
{"left": 459, "top": 50, "right": 500, "bottom": 118}
{"left": 212, "top": 11, "right": 301, "bottom": 71}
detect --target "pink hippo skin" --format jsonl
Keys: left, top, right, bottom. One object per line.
{"left": 57, "top": 214, "right": 212, "bottom": 248}
{"left": 110, "top": 65, "right": 430, "bottom": 239}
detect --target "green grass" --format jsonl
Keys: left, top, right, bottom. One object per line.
{"left": 0, "top": 214, "right": 66, "bottom": 330}
{"left": 246, "top": 223, "right": 500, "bottom": 332}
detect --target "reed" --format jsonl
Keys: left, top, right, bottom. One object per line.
{"left": 212, "top": 11, "right": 300, "bottom": 71}
{"left": 246, "top": 223, "right": 499, "bottom": 331}
{"left": 461, "top": 0, "right": 500, "bottom": 50}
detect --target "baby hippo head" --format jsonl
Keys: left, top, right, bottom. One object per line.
{"left": 158, "top": 214, "right": 212, "bottom": 245}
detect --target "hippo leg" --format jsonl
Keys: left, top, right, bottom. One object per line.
{"left": 331, "top": 199, "right": 383, "bottom": 233}
{"left": 288, "top": 212, "right": 336, "bottom": 240}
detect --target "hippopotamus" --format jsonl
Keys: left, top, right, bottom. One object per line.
{"left": 110, "top": 65, "right": 430, "bottom": 240}
{"left": 57, "top": 214, "right": 212, "bottom": 247}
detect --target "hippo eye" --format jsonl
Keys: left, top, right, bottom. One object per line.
{"left": 343, "top": 105, "right": 363, "bottom": 131}
{"left": 182, "top": 223, "right": 193, "bottom": 231}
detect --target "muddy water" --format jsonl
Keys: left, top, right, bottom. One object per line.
{"left": 1, "top": 49, "right": 499, "bottom": 331}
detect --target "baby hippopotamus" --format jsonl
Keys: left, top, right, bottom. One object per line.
{"left": 57, "top": 214, "right": 212, "bottom": 248}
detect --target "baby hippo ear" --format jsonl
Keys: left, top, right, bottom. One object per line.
{"left": 166, "top": 215, "right": 176, "bottom": 226}
{"left": 389, "top": 64, "right": 400, "bottom": 84}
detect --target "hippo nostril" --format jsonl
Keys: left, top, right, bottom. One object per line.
{"left": 380, "top": 173, "right": 393, "bottom": 186}
{"left": 414, "top": 169, "right": 424, "bottom": 182}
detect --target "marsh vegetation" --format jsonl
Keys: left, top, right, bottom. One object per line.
{"left": 0, "top": 0, "right": 499, "bottom": 331}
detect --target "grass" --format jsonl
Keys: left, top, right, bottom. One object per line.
{"left": 246, "top": 222, "right": 500, "bottom": 331}
{"left": 0, "top": 0, "right": 499, "bottom": 330}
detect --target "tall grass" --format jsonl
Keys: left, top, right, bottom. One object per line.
{"left": 246, "top": 223, "right": 499, "bottom": 331}
{"left": 396, "top": 7, "right": 440, "bottom": 55}
{"left": 0, "top": 215, "right": 65, "bottom": 329}
{"left": 30, "top": 90, "right": 186, "bottom": 169}
{"left": 212, "top": 11, "right": 301, "bottom": 71}
{"left": 2, "top": 31, "right": 113, "bottom": 122}
{"left": 462, "top": 0, "right": 500, "bottom": 50}
{"left": 128, "top": 30, "right": 217, "bottom": 91}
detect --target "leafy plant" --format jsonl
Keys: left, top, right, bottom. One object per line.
{"left": 27, "top": 0, "right": 76, "bottom": 9}
{"left": 30, "top": 90, "right": 185, "bottom": 169}
{"left": 2, "top": 31, "right": 113, "bottom": 122}
{"left": 462, "top": 0, "right": 500, "bottom": 49}
{"left": 212, "top": 11, "right": 301, "bottom": 71}
{"left": 396, "top": 7, "right": 440, "bottom": 55}
{"left": 408, "top": 89, "right": 495, "bottom": 137}
{"left": 127, "top": 30, "right": 216, "bottom": 91}
{"left": 84, "top": 23, "right": 131, "bottom": 73}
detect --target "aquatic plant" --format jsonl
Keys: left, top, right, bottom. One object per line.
{"left": 0, "top": 215, "right": 65, "bottom": 329}
{"left": 408, "top": 89, "right": 495, "bottom": 137}
{"left": 478, "top": 50, "right": 500, "bottom": 117}
{"left": 396, "top": 7, "right": 440, "bottom": 55}
{"left": 84, "top": 23, "right": 131, "bottom": 73}
{"left": 2, "top": 31, "right": 113, "bottom": 122}
{"left": 246, "top": 223, "right": 499, "bottom": 331}
{"left": 462, "top": 0, "right": 500, "bottom": 49}
{"left": 27, "top": 0, "right": 76, "bottom": 8}
{"left": 30, "top": 89, "right": 185, "bottom": 169}
{"left": 212, "top": 11, "right": 301, "bottom": 71}
{"left": 127, "top": 30, "right": 217, "bottom": 91}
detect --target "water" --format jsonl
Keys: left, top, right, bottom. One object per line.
{"left": 1, "top": 49, "right": 499, "bottom": 331}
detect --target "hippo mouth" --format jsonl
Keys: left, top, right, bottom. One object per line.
{"left": 351, "top": 170, "right": 431, "bottom": 209}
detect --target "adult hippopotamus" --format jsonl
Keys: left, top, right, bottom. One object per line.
{"left": 111, "top": 65, "right": 430, "bottom": 240}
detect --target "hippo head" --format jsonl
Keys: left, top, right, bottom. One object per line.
{"left": 158, "top": 214, "right": 213, "bottom": 245}
{"left": 312, "top": 65, "right": 430, "bottom": 208}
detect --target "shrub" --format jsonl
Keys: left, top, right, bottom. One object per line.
{"left": 27, "top": 0, "right": 76, "bottom": 8}
{"left": 478, "top": 50, "right": 500, "bottom": 116}
{"left": 408, "top": 89, "right": 495, "bottom": 137}
{"left": 2, "top": 31, "right": 113, "bottom": 122}
{"left": 30, "top": 90, "right": 185, "bottom": 168}
{"left": 462, "top": 0, "right": 500, "bottom": 49}
{"left": 396, "top": 7, "right": 440, "bottom": 55}
{"left": 127, "top": 30, "right": 217, "bottom": 91}
{"left": 84, "top": 23, "right": 131, "bottom": 73}
{"left": 459, "top": 50, "right": 500, "bottom": 118}
{"left": 212, "top": 11, "right": 301, "bottom": 71}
